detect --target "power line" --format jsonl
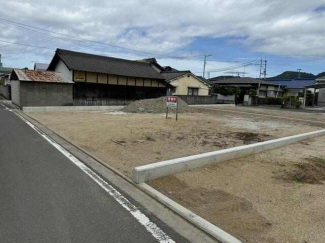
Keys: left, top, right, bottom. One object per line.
{"left": 207, "top": 60, "right": 259, "bottom": 73}
{"left": 0, "top": 21, "right": 106, "bottom": 51}
{"left": 0, "top": 39, "right": 54, "bottom": 50}
{"left": 0, "top": 17, "right": 205, "bottom": 60}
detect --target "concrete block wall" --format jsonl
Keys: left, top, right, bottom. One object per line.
{"left": 0, "top": 85, "right": 11, "bottom": 100}
{"left": 11, "top": 81, "right": 20, "bottom": 107}
{"left": 19, "top": 82, "right": 73, "bottom": 107}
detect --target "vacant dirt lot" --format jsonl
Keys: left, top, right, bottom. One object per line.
{"left": 28, "top": 109, "right": 323, "bottom": 178}
{"left": 150, "top": 136, "right": 325, "bottom": 243}
{"left": 197, "top": 105, "right": 325, "bottom": 124}
{"left": 27, "top": 107, "right": 325, "bottom": 242}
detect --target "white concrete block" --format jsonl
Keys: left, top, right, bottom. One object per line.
{"left": 23, "top": 106, "right": 124, "bottom": 113}
{"left": 140, "top": 183, "right": 242, "bottom": 243}
{"left": 133, "top": 129, "right": 325, "bottom": 183}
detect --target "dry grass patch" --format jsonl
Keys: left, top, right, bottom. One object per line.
{"left": 280, "top": 157, "right": 325, "bottom": 184}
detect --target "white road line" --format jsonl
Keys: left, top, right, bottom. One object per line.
{"left": 13, "top": 111, "right": 175, "bottom": 243}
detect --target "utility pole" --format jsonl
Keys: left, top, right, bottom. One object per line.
{"left": 297, "top": 69, "right": 302, "bottom": 79}
{"left": 0, "top": 54, "right": 2, "bottom": 67}
{"left": 202, "top": 54, "right": 212, "bottom": 78}
{"left": 257, "top": 58, "right": 263, "bottom": 98}
{"left": 263, "top": 59, "right": 267, "bottom": 79}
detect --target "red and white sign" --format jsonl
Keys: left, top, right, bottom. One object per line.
{"left": 166, "top": 96, "right": 178, "bottom": 108}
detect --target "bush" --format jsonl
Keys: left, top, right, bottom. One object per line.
{"left": 259, "top": 97, "right": 284, "bottom": 105}
{"left": 248, "top": 89, "right": 257, "bottom": 97}
{"left": 293, "top": 97, "right": 302, "bottom": 109}
{"left": 212, "top": 85, "right": 239, "bottom": 96}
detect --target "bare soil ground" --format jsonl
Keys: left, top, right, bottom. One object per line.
{"left": 27, "top": 106, "right": 325, "bottom": 243}
{"left": 28, "top": 109, "right": 322, "bottom": 177}
{"left": 150, "top": 136, "right": 325, "bottom": 243}
{"left": 197, "top": 105, "right": 325, "bottom": 124}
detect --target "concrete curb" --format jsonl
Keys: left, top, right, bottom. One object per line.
{"left": 22, "top": 106, "right": 124, "bottom": 113}
{"left": 190, "top": 104, "right": 235, "bottom": 107}
{"left": 140, "top": 183, "right": 242, "bottom": 243}
{"left": 133, "top": 129, "right": 325, "bottom": 183}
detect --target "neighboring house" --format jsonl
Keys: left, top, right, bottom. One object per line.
{"left": 47, "top": 49, "right": 168, "bottom": 105}
{"left": 34, "top": 63, "right": 49, "bottom": 71}
{"left": 209, "top": 77, "right": 285, "bottom": 98}
{"left": 0, "top": 67, "right": 14, "bottom": 85}
{"left": 161, "top": 70, "right": 210, "bottom": 96}
{"left": 139, "top": 58, "right": 211, "bottom": 96}
{"left": 266, "top": 79, "right": 316, "bottom": 97}
{"left": 10, "top": 69, "right": 73, "bottom": 107}
{"left": 313, "top": 76, "right": 325, "bottom": 107}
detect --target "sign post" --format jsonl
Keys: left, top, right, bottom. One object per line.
{"left": 166, "top": 96, "right": 179, "bottom": 120}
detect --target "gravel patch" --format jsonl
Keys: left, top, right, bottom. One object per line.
{"left": 121, "top": 97, "right": 195, "bottom": 113}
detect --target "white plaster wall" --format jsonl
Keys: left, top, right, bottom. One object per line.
{"left": 170, "top": 75, "right": 209, "bottom": 96}
{"left": 318, "top": 88, "right": 325, "bottom": 107}
{"left": 55, "top": 60, "right": 72, "bottom": 81}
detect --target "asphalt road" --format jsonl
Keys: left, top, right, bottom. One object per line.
{"left": 0, "top": 104, "right": 187, "bottom": 243}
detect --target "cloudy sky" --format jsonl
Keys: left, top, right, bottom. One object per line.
{"left": 0, "top": 0, "right": 324, "bottom": 78}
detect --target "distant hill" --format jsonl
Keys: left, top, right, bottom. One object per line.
{"left": 269, "top": 71, "right": 315, "bottom": 79}
{"left": 316, "top": 72, "right": 325, "bottom": 78}
{"left": 268, "top": 71, "right": 325, "bottom": 80}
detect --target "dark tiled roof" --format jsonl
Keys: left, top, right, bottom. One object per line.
{"left": 49, "top": 49, "right": 165, "bottom": 80}
{"left": 161, "top": 71, "right": 191, "bottom": 81}
{"left": 210, "top": 77, "right": 282, "bottom": 86}
{"left": 161, "top": 70, "right": 211, "bottom": 87}
{"left": 267, "top": 79, "right": 316, "bottom": 89}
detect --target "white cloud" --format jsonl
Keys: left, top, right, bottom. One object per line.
{"left": 0, "top": 0, "right": 324, "bottom": 73}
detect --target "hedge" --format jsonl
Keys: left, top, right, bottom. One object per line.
{"left": 259, "top": 97, "right": 284, "bottom": 105}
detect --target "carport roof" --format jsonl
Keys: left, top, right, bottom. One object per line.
{"left": 267, "top": 79, "right": 316, "bottom": 89}
{"left": 48, "top": 49, "right": 166, "bottom": 80}
{"left": 209, "top": 77, "right": 282, "bottom": 86}
{"left": 10, "top": 69, "right": 74, "bottom": 84}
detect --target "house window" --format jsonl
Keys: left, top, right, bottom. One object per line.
{"left": 188, "top": 88, "right": 199, "bottom": 96}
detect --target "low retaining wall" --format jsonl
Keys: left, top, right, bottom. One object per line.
{"left": 23, "top": 105, "right": 124, "bottom": 113}
{"left": 190, "top": 104, "right": 235, "bottom": 107}
{"left": 0, "top": 85, "right": 10, "bottom": 100}
{"left": 177, "top": 95, "right": 235, "bottom": 105}
{"left": 133, "top": 129, "right": 325, "bottom": 183}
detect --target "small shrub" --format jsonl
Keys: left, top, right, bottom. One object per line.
{"left": 293, "top": 97, "right": 302, "bottom": 109}
{"left": 145, "top": 134, "right": 156, "bottom": 141}
{"left": 212, "top": 85, "right": 239, "bottom": 96}
{"left": 259, "top": 97, "right": 284, "bottom": 105}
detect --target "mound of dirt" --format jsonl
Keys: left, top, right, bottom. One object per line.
{"left": 121, "top": 97, "right": 196, "bottom": 113}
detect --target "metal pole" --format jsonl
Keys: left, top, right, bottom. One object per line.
{"left": 202, "top": 55, "right": 211, "bottom": 78}
{"left": 303, "top": 88, "right": 307, "bottom": 108}
{"left": 176, "top": 102, "right": 178, "bottom": 121}
{"left": 297, "top": 69, "right": 302, "bottom": 79}
{"left": 257, "top": 58, "right": 262, "bottom": 98}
